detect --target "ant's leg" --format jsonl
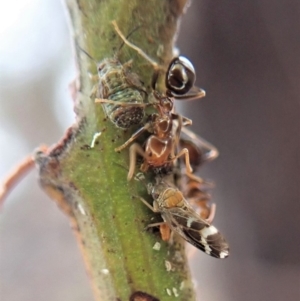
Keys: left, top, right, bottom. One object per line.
{"left": 115, "top": 123, "right": 151, "bottom": 152}
{"left": 171, "top": 114, "right": 192, "bottom": 127}
{"left": 181, "top": 127, "right": 219, "bottom": 162}
{"left": 181, "top": 116, "right": 192, "bottom": 127}
{"left": 128, "top": 143, "right": 147, "bottom": 180}
{"left": 186, "top": 171, "right": 213, "bottom": 186}
{"left": 171, "top": 148, "right": 209, "bottom": 184}
{"left": 175, "top": 114, "right": 184, "bottom": 149}
{"left": 171, "top": 148, "right": 193, "bottom": 173}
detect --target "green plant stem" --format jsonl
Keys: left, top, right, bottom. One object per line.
{"left": 35, "top": 0, "right": 196, "bottom": 300}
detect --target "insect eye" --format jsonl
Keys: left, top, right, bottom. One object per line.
{"left": 166, "top": 56, "right": 196, "bottom": 95}
{"left": 98, "top": 64, "right": 104, "bottom": 72}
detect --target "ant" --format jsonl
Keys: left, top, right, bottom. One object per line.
{"left": 108, "top": 21, "right": 206, "bottom": 183}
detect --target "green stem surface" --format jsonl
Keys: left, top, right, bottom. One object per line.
{"left": 36, "top": 1, "right": 196, "bottom": 300}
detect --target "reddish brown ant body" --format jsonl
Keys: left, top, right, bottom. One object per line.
{"left": 110, "top": 21, "right": 206, "bottom": 182}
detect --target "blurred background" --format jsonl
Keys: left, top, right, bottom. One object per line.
{"left": 0, "top": 1, "right": 299, "bottom": 300}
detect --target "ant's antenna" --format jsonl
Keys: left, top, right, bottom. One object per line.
{"left": 116, "top": 24, "right": 142, "bottom": 54}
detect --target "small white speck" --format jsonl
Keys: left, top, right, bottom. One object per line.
{"left": 101, "top": 269, "right": 109, "bottom": 275}
{"left": 179, "top": 281, "right": 184, "bottom": 290}
{"left": 78, "top": 203, "right": 86, "bottom": 215}
{"left": 90, "top": 132, "right": 102, "bottom": 148}
{"left": 173, "top": 251, "right": 184, "bottom": 263}
{"left": 153, "top": 242, "right": 161, "bottom": 251}
{"left": 172, "top": 287, "right": 179, "bottom": 297}
{"left": 134, "top": 172, "right": 145, "bottom": 181}
{"left": 166, "top": 288, "right": 172, "bottom": 296}
{"left": 165, "top": 260, "right": 172, "bottom": 272}
{"left": 157, "top": 44, "right": 164, "bottom": 57}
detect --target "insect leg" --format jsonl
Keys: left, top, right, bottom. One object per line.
{"left": 89, "top": 85, "right": 98, "bottom": 98}
{"left": 146, "top": 222, "right": 167, "bottom": 228}
{"left": 171, "top": 148, "right": 193, "bottom": 174}
{"left": 128, "top": 143, "right": 147, "bottom": 180}
{"left": 132, "top": 195, "right": 156, "bottom": 212}
{"left": 173, "top": 114, "right": 183, "bottom": 155}
{"left": 115, "top": 122, "right": 151, "bottom": 152}
{"left": 181, "top": 116, "right": 193, "bottom": 127}
{"left": 159, "top": 223, "right": 171, "bottom": 241}
{"left": 186, "top": 172, "right": 213, "bottom": 186}
{"left": 144, "top": 222, "right": 171, "bottom": 241}
{"left": 181, "top": 126, "right": 219, "bottom": 163}
{"left": 171, "top": 148, "right": 211, "bottom": 184}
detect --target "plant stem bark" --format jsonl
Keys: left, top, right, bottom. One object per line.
{"left": 35, "top": 0, "right": 196, "bottom": 300}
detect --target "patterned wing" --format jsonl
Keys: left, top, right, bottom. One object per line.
{"left": 162, "top": 207, "right": 229, "bottom": 259}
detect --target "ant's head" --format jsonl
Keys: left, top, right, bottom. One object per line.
{"left": 165, "top": 56, "right": 196, "bottom": 96}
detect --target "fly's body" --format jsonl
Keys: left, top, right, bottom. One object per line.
{"left": 142, "top": 178, "right": 229, "bottom": 259}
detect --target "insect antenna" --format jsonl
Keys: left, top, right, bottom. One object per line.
{"left": 75, "top": 43, "right": 98, "bottom": 65}
{"left": 116, "top": 23, "right": 142, "bottom": 55}
{"left": 112, "top": 20, "right": 160, "bottom": 71}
